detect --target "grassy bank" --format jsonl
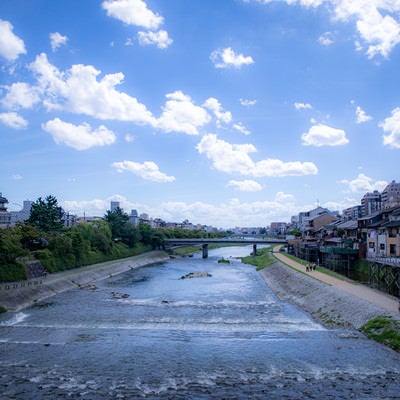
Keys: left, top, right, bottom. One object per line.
{"left": 241, "top": 246, "right": 275, "bottom": 270}
{"left": 360, "top": 315, "right": 400, "bottom": 352}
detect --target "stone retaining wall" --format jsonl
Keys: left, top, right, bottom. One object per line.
{"left": 0, "top": 251, "right": 169, "bottom": 312}
{"left": 259, "top": 262, "right": 399, "bottom": 329}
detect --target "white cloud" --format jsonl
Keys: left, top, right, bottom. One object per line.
{"left": 318, "top": 31, "right": 334, "bottom": 46}
{"left": 355, "top": 105, "right": 372, "bottom": 124}
{"left": 203, "top": 97, "right": 232, "bottom": 124}
{"left": 102, "top": 0, "right": 163, "bottom": 29}
{"left": 294, "top": 102, "right": 313, "bottom": 110}
{"left": 248, "top": 0, "right": 400, "bottom": 59}
{"left": 210, "top": 47, "right": 254, "bottom": 69}
{"left": 156, "top": 91, "right": 211, "bottom": 135}
{"left": 233, "top": 122, "right": 251, "bottom": 135}
{"left": 341, "top": 173, "right": 387, "bottom": 193}
{"left": 1, "top": 82, "right": 40, "bottom": 110}
{"left": 275, "top": 191, "right": 295, "bottom": 202}
{"left": 138, "top": 30, "right": 173, "bottom": 49}
{"left": 61, "top": 194, "right": 312, "bottom": 228}
{"left": 197, "top": 133, "right": 318, "bottom": 177}
{"left": 240, "top": 98, "right": 257, "bottom": 107}
{"left": 380, "top": 107, "right": 400, "bottom": 148}
{"left": 0, "top": 112, "right": 28, "bottom": 129}
{"left": 50, "top": 32, "right": 68, "bottom": 51}
{"left": 11, "top": 174, "right": 23, "bottom": 180}
{"left": 333, "top": 1, "right": 400, "bottom": 59}
{"left": 302, "top": 124, "right": 349, "bottom": 146}
{"left": 42, "top": 118, "right": 116, "bottom": 150}
{"left": 227, "top": 180, "right": 263, "bottom": 191}
{"left": 29, "top": 53, "right": 155, "bottom": 124}
{"left": 124, "top": 133, "right": 135, "bottom": 142}
{"left": 0, "top": 20, "right": 26, "bottom": 61}
{"left": 112, "top": 160, "right": 175, "bottom": 182}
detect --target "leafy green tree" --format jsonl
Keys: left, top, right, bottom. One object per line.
{"left": 138, "top": 222, "right": 153, "bottom": 245}
{"left": 28, "top": 195, "right": 64, "bottom": 232}
{"left": 104, "top": 207, "right": 129, "bottom": 240}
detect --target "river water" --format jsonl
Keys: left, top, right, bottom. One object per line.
{"left": 1, "top": 246, "right": 399, "bottom": 399}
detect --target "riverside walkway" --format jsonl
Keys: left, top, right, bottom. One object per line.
{"left": 273, "top": 246, "right": 399, "bottom": 315}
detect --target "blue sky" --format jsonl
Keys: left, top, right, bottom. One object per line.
{"left": 0, "top": 0, "right": 399, "bottom": 228}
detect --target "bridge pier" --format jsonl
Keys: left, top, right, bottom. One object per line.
{"left": 202, "top": 243, "right": 208, "bottom": 259}
{"left": 253, "top": 244, "right": 257, "bottom": 256}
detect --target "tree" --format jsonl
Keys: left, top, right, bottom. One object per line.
{"left": 104, "top": 207, "right": 131, "bottom": 243}
{"left": 28, "top": 195, "right": 64, "bottom": 232}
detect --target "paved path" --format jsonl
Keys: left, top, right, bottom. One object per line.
{"left": 273, "top": 247, "right": 400, "bottom": 315}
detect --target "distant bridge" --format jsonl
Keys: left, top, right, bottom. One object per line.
{"left": 165, "top": 238, "right": 287, "bottom": 258}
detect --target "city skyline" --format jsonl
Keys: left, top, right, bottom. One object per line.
{"left": 1, "top": 1, "right": 399, "bottom": 228}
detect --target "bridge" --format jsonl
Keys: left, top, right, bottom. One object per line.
{"left": 165, "top": 238, "right": 287, "bottom": 258}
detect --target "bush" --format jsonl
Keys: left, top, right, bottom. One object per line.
{"left": 0, "top": 263, "right": 27, "bottom": 282}
{"left": 35, "top": 249, "right": 57, "bottom": 273}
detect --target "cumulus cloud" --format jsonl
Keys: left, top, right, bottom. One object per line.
{"left": 29, "top": 53, "right": 155, "bottom": 124}
{"left": 355, "top": 105, "right": 372, "bottom": 124}
{"left": 62, "top": 194, "right": 307, "bottom": 229}
{"left": 50, "top": 32, "right": 68, "bottom": 51}
{"left": 42, "top": 118, "right": 116, "bottom": 150}
{"left": 112, "top": 160, "right": 175, "bottom": 182}
{"left": 341, "top": 173, "right": 387, "bottom": 193}
{"left": 210, "top": 47, "right": 254, "bottom": 69}
{"left": 0, "top": 112, "right": 28, "bottom": 129}
{"left": 102, "top": 0, "right": 163, "bottom": 29}
{"left": 294, "top": 102, "right": 313, "bottom": 110}
{"left": 156, "top": 91, "right": 211, "bottom": 135}
{"left": 247, "top": 0, "right": 400, "bottom": 59}
{"left": 138, "top": 30, "right": 172, "bottom": 49}
{"left": 197, "top": 133, "right": 318, "bottom": 177}
{"left": 275, "top": 191, "right": 295, "bottom": 202}
{"left": 1, "top": 82, "right": 40, "bottom": 110}
{"left": 302, "top": 124, "right": 349, "bottom": 146}
{"left": 227, "top": 180, "right": 263, "bottom": 191}
{"left": 380, "top": 107, "right": 400, "bottom": 148}
{"left": 0, "top": 20, "right": 26, "bottom": 61}
{"left": 203, "top": 97, "right": 232, "bottom": 124}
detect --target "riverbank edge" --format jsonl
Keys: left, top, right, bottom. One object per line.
{"left": 0, "top": 250, "right": 170, "bottom": 312}
{"left": 258, "top": 261, "right": 400, "bottom": 330}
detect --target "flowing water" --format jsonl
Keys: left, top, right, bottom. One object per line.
{"left": 1, "top": 246, "right": 399, "bottom": 399}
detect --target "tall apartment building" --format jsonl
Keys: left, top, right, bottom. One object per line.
{"left": 361, "top": 190, "right": 381, "bottom": 217}
{"left": 342, "top": 205, "right": 362, "bottom": 220}
{"left": 110, "top": 201, "right": 120, "bottom": 212}
{"left": 381, "top": 180, "right": 400, "bottom": 208}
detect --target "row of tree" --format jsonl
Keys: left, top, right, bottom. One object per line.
{"left": 0, "top": 195, "right": 228, "bottom": 282}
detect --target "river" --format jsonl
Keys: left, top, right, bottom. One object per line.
{"left": 1, "top": 246, "right": 399, "bottom": 399}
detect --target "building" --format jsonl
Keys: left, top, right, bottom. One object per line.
{"left": 270, "top": 222, "right": 287, "bottom": 236}
{"left": 110, "top": 201, "right": 120, "bottom": 212}
{"left": 342, "top": 205, "right": 362, "bottom": 221}
{"left": 9, "top": 200, "right": 33, "bottom": 226}
{"left": 361, "top": 191, "right": 381, "bottom": 217}
{"left": 129, "top": 209, "right": 140, "bottom": 226}
{"left": 381, "top": 180, "right": 400, "bottom": 209}
{"left": 0, "top": 192, "right": 10, "bottom": 228}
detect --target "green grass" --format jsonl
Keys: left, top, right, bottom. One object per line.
{"left": 360, "top": 315, "right": 400, "bottom": 352}
{"left": 241, "top": 247, "right": 275, "bottom": 270}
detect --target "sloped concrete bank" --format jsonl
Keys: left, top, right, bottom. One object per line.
{"left": 0, "top": 251, "right": 169, "bottom": 312}
{"left": 259, "top": 262, "right": 399, "bottom": 329}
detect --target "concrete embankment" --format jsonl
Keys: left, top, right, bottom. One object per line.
{"left": 0, "top": 251, "right": 169, "bottom": 312}
{"left": 259, "top": 261, "right": 400, "bottom": 329}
